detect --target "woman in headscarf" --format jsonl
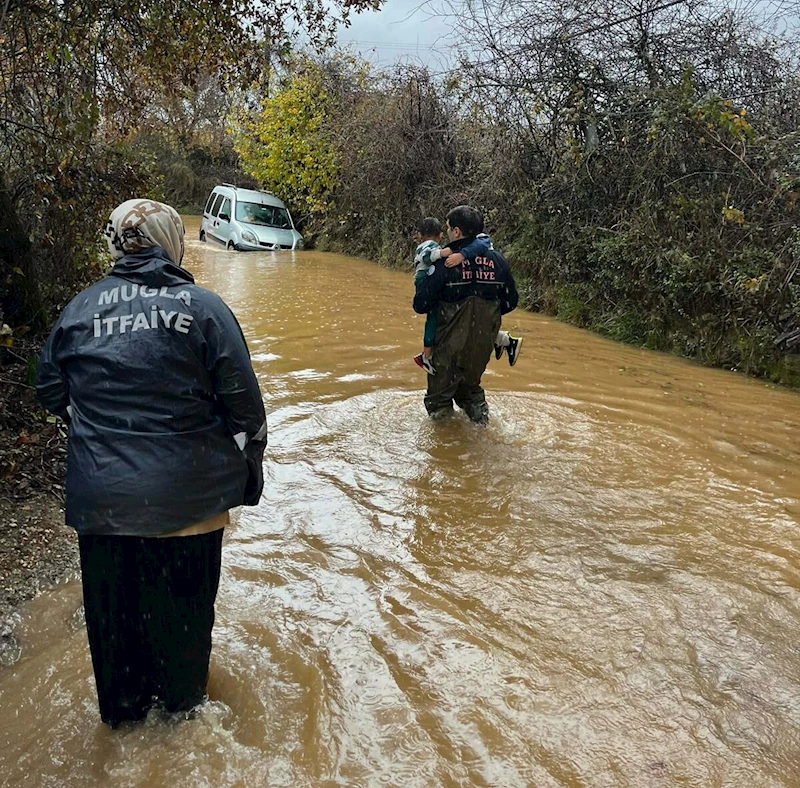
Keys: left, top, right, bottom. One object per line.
{"left": 36, "top": 199, "right": 267, "bottom": 728}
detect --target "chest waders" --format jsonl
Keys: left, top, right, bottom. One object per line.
{"left": 425, "top": 295, "right": 502, "bottom": 423}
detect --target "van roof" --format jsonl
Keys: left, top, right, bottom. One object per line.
{"left": 235, "top": 189, "right": 286, "bottom": 208}
{"left": 214, "top": 185, "right": 286, "bottom": 208}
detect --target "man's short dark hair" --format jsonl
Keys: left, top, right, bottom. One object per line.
{"left": 446, "top": 205, "right": 482, "bottom": 238}
{"left": 416, "top": 217, "right": 442, "bottom": 237}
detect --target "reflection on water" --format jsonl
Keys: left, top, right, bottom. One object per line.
{"left": 2, "top": 217, "right": 800, "bottom": 786}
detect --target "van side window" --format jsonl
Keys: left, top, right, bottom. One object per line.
{"left": 210, "top": 194, "right": 224, "bottom": 217}
{"left": 220, "top": 198, "right": 232, "bottom": 220}
{"left": 204, "top": 193, "right": 216, "bottom": 214}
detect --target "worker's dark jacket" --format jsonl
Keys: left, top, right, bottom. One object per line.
{"left": 413, "top": 239, "right": 518, "bottom": 317}
{"left": 36, "top": 247, "right": 267, "bottom": 536}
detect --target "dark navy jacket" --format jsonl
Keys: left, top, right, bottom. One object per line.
{"left": 36, "top": 248, "right": 267, "bottom": 536}
{"left": 412, "top": 237, "right": 519, "bottom": 316}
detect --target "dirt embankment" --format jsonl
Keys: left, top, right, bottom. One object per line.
{"left": 0, "top": 340, "right": 76, "bottom": 665}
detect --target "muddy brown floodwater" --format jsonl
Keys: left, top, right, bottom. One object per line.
{"left": 2, "top": 216, "right": 800, "bottom": 787}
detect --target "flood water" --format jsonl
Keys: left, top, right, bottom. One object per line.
{"left": 2, "top": 216, "right": 800, "bottom": 787}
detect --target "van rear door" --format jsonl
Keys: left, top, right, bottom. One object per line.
{"left": 203, "top": 191, "right": 215, "bottom": 218}
{"left": 201, "top": 191, "right": 216, "bottom": 239}
{"left": 207, "top": 193, "right": 225, "bottom": 242}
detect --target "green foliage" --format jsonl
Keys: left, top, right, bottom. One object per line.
{"left": 554, "top": 284, "right": 593, "bottom": 326}
{"left": 234, "top": 65, "right": 339, "bottom": 219}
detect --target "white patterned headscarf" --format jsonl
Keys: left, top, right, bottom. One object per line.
{"left": 103, "top": 199, "right": 185, "bottom": 265}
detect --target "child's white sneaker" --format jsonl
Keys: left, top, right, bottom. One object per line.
{"left": 506, "top": 335, "right": 522, "bottom": 367}
{"left": 413, "top": 353, "right": 436, "bottom": 375}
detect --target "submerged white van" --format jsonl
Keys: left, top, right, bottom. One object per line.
{"left": 199, "top": 185, "right": 304, "bottom": 251}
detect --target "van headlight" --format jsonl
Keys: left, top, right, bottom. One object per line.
{"left": 296, "top": 238, "right": 305, "bottom": 249}
{"left": 241, "top": 229, "right": 258, "bottom": 244}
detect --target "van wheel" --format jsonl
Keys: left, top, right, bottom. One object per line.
{"left": 199, "top": 230, "right": 206, "bottom": 242}
{"left": 227, "top": 240, "right": 236, "bottom": 251}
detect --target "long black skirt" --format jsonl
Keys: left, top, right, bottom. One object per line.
{"left": 77, "top": 529, "right": 224, "bottom": 728}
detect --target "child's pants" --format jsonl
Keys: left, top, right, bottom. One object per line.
{"left": 495, "top": 330, "right": 510, "bottom": 347}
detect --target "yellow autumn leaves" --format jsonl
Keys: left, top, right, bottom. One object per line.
{"left": 233, "top": 70, "right": 338, "bottom": 219}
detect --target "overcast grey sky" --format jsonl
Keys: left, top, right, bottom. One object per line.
{"left": 336, "top": 0, "right": 455, "bottom": 71}
{"left": 331, "top": 0, "right": 798, "bottom": 74}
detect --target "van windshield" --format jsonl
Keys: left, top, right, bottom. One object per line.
{"left": 236, "top": 201, "right": 292, "bottom": 229}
